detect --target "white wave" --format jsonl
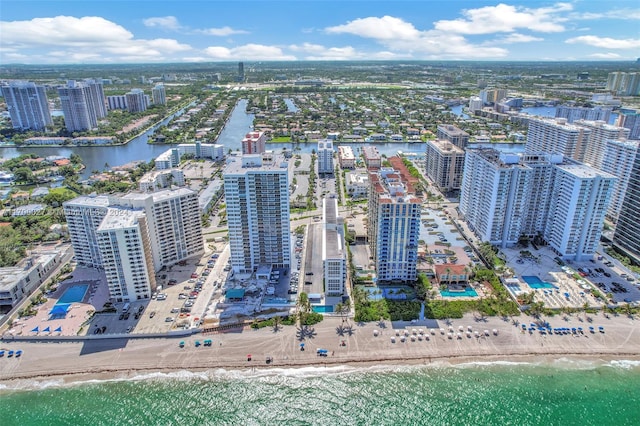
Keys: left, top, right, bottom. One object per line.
{"left": 0, "top": 378, "right": 66, "bottom": 392}
{"left": 450, "top": 360, "right": 540, "bottom": 369}
{"left": 605, "top": 360, "right": 640, "bottom": 370}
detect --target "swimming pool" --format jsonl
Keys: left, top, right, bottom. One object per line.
{"left": 522, "top": 276, "right": 555, "bottom": 289}
{"left": 440, "top": 288, "right": 478, "bottom": 297}
{"left": 262, "top": 297, "right": 295, "bottom": 305}
{"left": 313, "top": 305, "right": 334, "bottom": 313}
{"left": 56, "top": 284, "right": 89, "bottom": 305}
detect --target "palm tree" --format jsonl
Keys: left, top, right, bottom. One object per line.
{"left": 272, "top": 315, "right": 282, "bottom": 332}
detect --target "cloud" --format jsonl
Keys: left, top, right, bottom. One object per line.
{"left": 324, "top": 16, "right": 508, "bottom": 59}
{"left": 289, "top": 43, "right": 363, "bottom": 60}
{"left": 0, "top": 16, "right": 192, "bottom": 63}
{"left": 0, "top": 16, "right": 134, "bottom": 46}
{"left": 204, "top": 44, "right": 296, "bottom": 60}
{"left": 588, "top": 52, "right": 622, "bottom": 59}
{"left": 198, "top": 26, "right": 249, "bottom": 36}
{"left": 566, "top": 35, "right": 640, "bottom": 49}
{"left": 143, "top": 16, "right": 181, "bottom": 31}
{"left": 326, "top": 16, "right": 421, "bottom": 40}
{"left": 570, "top": 9, "right": 640, "bottom": 21}
{"left": 434, "top": 2, "right": 572, "bottom": 34}
{"left": 494, "top": 33, "right": 544, "bottom": 44}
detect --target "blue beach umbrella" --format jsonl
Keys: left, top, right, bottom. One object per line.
{"left": 31, "top": 326, "right": 39, "bottom": 333}
{"left": 42, "top": 326, "right": 50, "bottom": 333}
{"left": 54, "top": 326, "right": 62, "bottom": 333}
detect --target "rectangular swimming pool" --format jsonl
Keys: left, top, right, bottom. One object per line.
{"left": 312, "top": 305, "right": 334, "bottom": 313}
{"left": 56, "top": 284, "right": 89, "bottom": 305}
{"left": 522, "top": 276, "right": 555, "bottom": 289}
{"left": 440, "top": 288, "right": 478, "bottom": 297}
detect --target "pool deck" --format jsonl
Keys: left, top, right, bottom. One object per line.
{"left": 6, "top": 267, "right": 110, "bottom": 337}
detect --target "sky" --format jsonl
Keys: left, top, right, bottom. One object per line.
{"left": 1, "top": 0, "right": 639, "bottom": 64}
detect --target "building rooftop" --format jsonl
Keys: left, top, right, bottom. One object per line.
{"left": 224, "top": 153, "right": 289, "bottom": 174}
{"left": 97, "top": 207, "right": 145, "bottom": 231}
{"left": 64, "top": 194, "right": 110, "bottom": 208}
{"left": 428, "top": 139, "right": 465, "bottom": 154}
{"left": 556, "top": 163, "right": 617, "bottom": 179}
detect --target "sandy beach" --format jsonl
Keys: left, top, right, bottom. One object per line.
{"left": 1, "top": 312, "right": 639, "bottom": 387}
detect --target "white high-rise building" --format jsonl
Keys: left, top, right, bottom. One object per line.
{"left": 368, "top": 168, "right": 421, "bottom": 283}
{"left": 118, "top": 188, "right": 204, "bottom": 270}
{"left": 575, "top": 120, "right": 630, "bottom": 169}
{"left": 58, "top": 80, "right": 101, "bottom": 132}
{"left": 460, "top": 149, "right": 616, "bottom": 260}
{"left": 544, "top": 164, "right": 616, "bottom": 260}
{"left": 97, "top": 208, "right": 156, "bottom": 302}
{"left": 223, "top": 153, "right": 291, "bottom": 273}
{"left": 525, "top": 118, "right": 591, "bottom": 162}
{"left": 107, "top": 95, "right": 128, "bottom": 110}
{"left": 152, "top": 83, "right": 166, "bottom": 105}
{"left": 322, "top": 197, "right": 346, "bottom": 295}
{"left": 600, "top": 139, "right": 640, "bottom": 222}
{"left": 63, "top": 195, "right": 110, "bottom": 268}
{"left": 0, "top": 80, "right": 52, "bottom": 131}
{"left": 317, "top": 139, "right": 334, "bottom": 174}
{"left": 555, "top": 106, "right": 612, "bottom": 123}
{"left": 468, "top": 96, "right": 483, "bottom": 114}
{"left": 125, "top": 88, "right": 147, "bottom": 113}
{"left": 63, "top": 188, "right": 203, "bottom": 301}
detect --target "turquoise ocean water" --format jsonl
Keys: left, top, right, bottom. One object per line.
{"left": 1, "top": 360, "right": 639, "bottom": 425}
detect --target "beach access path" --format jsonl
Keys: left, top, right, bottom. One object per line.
{"left": 1, "top": 313, "right": 639, "bottom": 384}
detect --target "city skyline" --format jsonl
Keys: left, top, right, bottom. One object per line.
{"left": 1, "top": 1, "right": 639, "bottom": 64}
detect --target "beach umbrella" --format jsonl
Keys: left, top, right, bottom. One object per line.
{"left": 31, "top": 326, "right": 39, "bottom": 333}
{"left": 42, "top": 326, "right": 50, "bottom": 333}
{"left": 54, "top": 326, "right": 62, "bottom": 333}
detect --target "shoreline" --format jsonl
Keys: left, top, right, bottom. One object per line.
{"left": 2, "top": 351, "right": 640, "bottom": 393}
{"left": 1, "top": 313, "right": 639, "bottom": 388}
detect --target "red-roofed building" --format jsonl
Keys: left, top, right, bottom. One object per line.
{"left": 434, "top": 264, "right": 469, "bottom": 285}
{"left": 53, "top": 158, "right": 71, "bottom": 167}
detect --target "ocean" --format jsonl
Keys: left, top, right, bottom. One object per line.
{"left": 1, "top": 360, "right": 639, "bottom": 425}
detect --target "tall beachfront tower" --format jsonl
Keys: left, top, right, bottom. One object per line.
{"left": 63, "top": 188, "right": 203, "bottom": 301}
{"left": 368, "top": 168, "right": 421, "bottom": 284}
{"left": 322, "top": 197, "right": 346, "bottom": 296}
{"left": 119, "top": 188, "right": 204, "bottom": 271}
{"left": 96, "top": 208, "right": 156, "bottom": 302}
{"left": 0, "top": 81, "right": 52, "bottom": 131}
{"left": 600, "top": 139, "right": 639, "bottom": 222}
{"left": 525, "top": 118, "right": 591, "bottom": 162}
{"left": 152, "top": 83, "right": 166, "bottom": 105}
{"left": 613, "top": 150, "right": 640, "bottom": 264}
{"left": 317, "top": 139, "right": 334, "bottom": 175}
{"left": 460, "top": 149, "right": 615, "bottom": 261}
{"left": 241, "top": 131, "right": 266, "bottom": 155}
{"left": 223, "top": 153, "right": 291, "bottom": 274}
{"left": 616, "top": 109, "right": 640, "bottom": 140}
{"left": 459, "top": 150, "right": 534, "bottom": 246}
{"left": 544, "top": 164, "right": 616, "bottom": 261}
{"left": 63, "top": 195, "right": 110, "bottom": 268}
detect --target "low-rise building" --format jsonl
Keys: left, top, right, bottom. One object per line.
{"left": 0, "top": 250, "right": 64, "bottom": 313}
{"left": 362, "top": 146, "right": 382, "bottom": 169}
{"left": 338, "top": 146, "right": 356, "bottom": 169}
